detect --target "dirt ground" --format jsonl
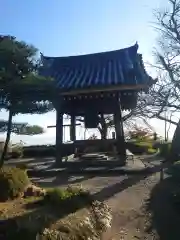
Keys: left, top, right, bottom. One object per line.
{"left": 103, "top": 174, "right": 159, "bottom": 240}
{"left": 32, "top": 172, "right": 162, "bottom": 240}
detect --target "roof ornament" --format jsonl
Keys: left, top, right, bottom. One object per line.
{"left": 135, "top": 41, "right": 139, "bottom": 50}
{"left": 39, "top": 52, "right": 54, "bottom": 68}
{"left": 40, "top": 52, "right": 44, "bottom": 64}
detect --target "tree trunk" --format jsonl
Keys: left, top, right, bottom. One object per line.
{"left": 98, "top": 126, "right": 107, "bottom": 140}
{"left": 98, "top": 114, "right": 107, "bottom": 140}
{"left": 167, "top": 119, "right": 180, "bottom": 164}
{"left": 0, "top": 107, "right": 13, "bottom": 168}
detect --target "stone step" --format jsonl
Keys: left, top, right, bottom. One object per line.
{"left": 53, "top": 160, "right": 125, "bottom": 168}
{"left": 80, "top": 157, "right": 108, "bottom": 161}
{"left": 80, "top": 153, "right": 108, "bottom": 160}
{"left": 28, "top": 166, "right": 150, "bottom": 177}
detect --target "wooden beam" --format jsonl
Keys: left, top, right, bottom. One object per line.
{"left": 58, "top": 83, "right": 153, "bottom": 96}
{"left": 114, "top": 94, "right": 126, "bottom": 164}
{"left": 70, "top": 114, "right": 76, "bottom": 141}
{"left": 47, "top": 123, "right": 81, "bottom": 128}
{"left": 56, "top": 101, "right": 63, "bottom": 164}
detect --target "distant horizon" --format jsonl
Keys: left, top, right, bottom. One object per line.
{"left": 0, "top": 115, "right": 174, "bottom": 146}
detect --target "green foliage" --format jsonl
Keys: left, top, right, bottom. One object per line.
{"left": 147, "top": 148, "right": 157, "bottom": 154}
{"left": 131, "top": 141, "right": 153, "bottom": 154}
{"left": 166, "top": 161, "right": 180, "bottom": 181}
{"left": 135, "top": 141, "right": 153, "bottom": 148}
{"left": 20, "top": 125, "right": 44, "bottom": 135}
{"left": 159, "top": 142, "right": 171, "bottom": 158}
{"left": 0, "top": 120, "right": 44, "bottom": 135}
{"left": 127, "top": 139, "right": 157, "bottom": 155}
{"left": 45, "top": 186, "right": 92, "bottom": 209}
{"left": 0, "top": 35, "right": 37, "bottom": 82}
{"left": 0, "top": 35, "right": 54, "bottom": 166}
{"left": 0, "top": 35, "right": 54, "bottom": 112}
{"left": 11, "top": 144, "right": 23, "bottom": 158}
{"left": 0, "top": 141, "right": 12, "bottom": 156}
{"left": 15, "top": 163, "right": 28, "bottom": 170}
{"left": 0, "top": 166, "right": 29, "bottom": 201}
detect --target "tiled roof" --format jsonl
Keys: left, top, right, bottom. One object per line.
{"left": 39, "top": 43, "right": 152, "bottom": 91}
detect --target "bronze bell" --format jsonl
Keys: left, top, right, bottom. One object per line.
{"left": 84, "top": 112, "right": 99, "bottom": 128}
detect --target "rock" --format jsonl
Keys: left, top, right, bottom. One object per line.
{"left": 24, "top": 184, "right": 46, "bottom": 198}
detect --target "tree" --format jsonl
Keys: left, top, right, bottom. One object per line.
{"left": 95, "top": 100, "right": 153, "bottom": 140}
{"left": 0, "top": 35, "right": 54, "bottom": 166}
{"left": 148, "top": 0, "right": 180, "bottom": 162}
{"left": 141, "top": 0, "right": 180, "bottom": 125}
{"left": 126, "top": 125, "right": 153, "bottom": 141}
{"left": 74, "top": 108, "right": 148, "bottom": 140}
{"left": 0, "top": 120, "right": 44, "bottom": 135}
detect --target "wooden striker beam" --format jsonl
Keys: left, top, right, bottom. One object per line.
{"left": 114, "top": 94, "right": 126, "bottom": 164}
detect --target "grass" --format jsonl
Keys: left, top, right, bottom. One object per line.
{"left": 132, "top": 140, "right": 157, "bottom": 155}
{"left": 147, "top": 148, "right": 157, "bottom": 154}
{"left": 134, "top": 140, "right": 154, "bottom": 149}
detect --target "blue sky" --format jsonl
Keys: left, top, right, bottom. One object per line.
{"left": 0, "top": 0, "right": 173, "bottom": 145}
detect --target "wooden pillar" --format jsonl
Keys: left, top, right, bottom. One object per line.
{"left": 70, "top": 114, "right": 76, "bottom": 142}
{"left": 56, "top": 104, "right": 63, "bottom": 164}
{"left": 114, "top": 94, "right": 126, "bottom": 164}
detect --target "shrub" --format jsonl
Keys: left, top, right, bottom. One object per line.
{"left": 0, "top": 166, "right": 30, "bottom": 201}
{"left": 45, "top": 186, "right": 92, "bottom": 211}
{"left": 24, "top": 184, "right": 46, "bottom": 197}
{"left": 0, "top": 141, "right": 12, "bottom": 159}
{"left": 159, "top": 142, "right": 171, "bottom": 158}
{"left": 170, "top": 188, "right": 180, "bottom": 214}
{"left": 15, "top": 163, "right": 28, "bottom": 170}
{"left": 11, "top": 144, "right": 23, "bottom": 158}
{"left": 147, "top": 148, "right": 157, "bottom": 154}
{"left": 127, "top": 140, "right": 155, "bottom": 154}
{"left": 165, "top": 161, "right": 180, "bottom": 181}
{"left": 22, "top": 144, "right": 74, "bottom": 158}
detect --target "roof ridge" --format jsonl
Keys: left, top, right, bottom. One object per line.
{"left": 41, "top": 43, "right": 138, "bottom": 59}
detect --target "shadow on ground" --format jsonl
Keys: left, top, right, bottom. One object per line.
{"left": 34, "top": 172, "right": 152, "bottom": 201}
{"left": 32, "top": 175, "right": 96, "bottom": 188}
{"left": 0, "top": 194, "right": 92, "bottom": 239}
{"left": 92, "top": 174, "right": 149, "bottom": 201}
{"left": 146, "top": 177, "right": 180, "bottom": 240}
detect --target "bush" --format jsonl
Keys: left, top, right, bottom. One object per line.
{"left": 0, "top": 141, "right": 12, "bottom": 159}
{"left": 15, "top": 163, "right": 28, "bottom": 170}
{"left": 0, "top": 166, "right": 30, "bottom": 201}
{"left": 165, "top": 161, "right": 180, "bottom": 181}
{"left": 159, "top": 142, "right": 171, "bottom": 158}
{"left": 147, "top": 148, "right": 157, "bottom": 154}
{"left": 127, "top": 140, "right": 155, "bottom": 154}
{"left": 45, "top": 186, "right": 92, "bottom": 211}
{"left": 11, "top": 144, "right": 23, "bottom": 158}
{"left": 22, "top": 144, "right": 75, "bottom": 158}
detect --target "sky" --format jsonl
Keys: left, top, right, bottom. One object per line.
{"left": 0, "top": 0, "right": 174, "bottom": 145}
